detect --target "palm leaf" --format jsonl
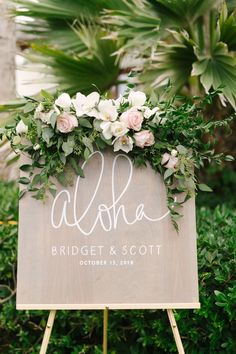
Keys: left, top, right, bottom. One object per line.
{"left": 140, "top": 31, "right": 197, "bottom": 93}
{"left": 219, "top": 4, "right": 236, "bottom": 51}
{"left": 147, "top": 0, "right": 220, "bottom": 26}
{"left": 103, "top": 1, "right": 161, "bottom": 53}
{"left": 192, "top": 42, "right": 236, "bottom": 108}
{"left": 13, "top": 0, "right": 129, "bottom": 20}
{"left": 23, "top": 33, "right": 120, "bottom": 95}
{"left": 13, "top": 0, "right": 129, "bottom": 54}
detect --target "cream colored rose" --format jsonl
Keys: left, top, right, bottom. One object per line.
{"left": 134, "top": 130, "right": 155, "bottom": 148}
{"left": 97, "top": 99, "right": 118, "bottom": 121}
{"left": 56, "top": 113, "right": 78, "bottom": 133}
{"left": 113, "top": 135, "right": 133, "bottom": 153}
{"left": 110, "top": 121, "right": 129, "bottom": 137}
{"left": 128, "top": 90, "right": 146, "bottom": 107}
{"left": 120, "top": 108, "right": 143, "bottom": 131}
{"left": 55, "top": 93, "right": 71, "bottom": 109}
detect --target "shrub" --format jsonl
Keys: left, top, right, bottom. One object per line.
{"left": 0, "top": 181, "right": 235, "bottom": 353}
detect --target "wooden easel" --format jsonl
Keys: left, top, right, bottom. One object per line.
{"left": 39, "top": 308, "right": 185, "bottom": 354}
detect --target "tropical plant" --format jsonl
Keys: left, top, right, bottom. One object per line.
{"left": 8, "top": 0, "right": 236, "bottom": 111}
{"left": 105, "top": 0, "right": 236, "bottom": 108}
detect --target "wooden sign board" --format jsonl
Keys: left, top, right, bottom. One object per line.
{"left": 17, "top": 151, "right": 200, "bottom": 310}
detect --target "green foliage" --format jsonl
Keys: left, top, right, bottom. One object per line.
{"left": 8, "top": 0, "right": 236, "bottom": 110}
{"left": 3, "top": 88, "right": 234, "bottom": 230}
{"left": 0, "top": 179, "right": 235, "bottom": 353}
{"left": 197, "top": 164, "right": 236, "bottom": 208}
{"left": 25, "top": 31, "right": 120, "bottom": 96}
{"left": 105, "top": 0, "right": 236, "bottom": 108}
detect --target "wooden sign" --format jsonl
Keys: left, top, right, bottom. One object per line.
{"left": 17, "top": 151, "right": 200, "bottom": 310}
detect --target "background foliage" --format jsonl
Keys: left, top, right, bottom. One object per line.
{"left": 0, "top": 0, "right": 236, "bottom": 353}
{"left": 0, "top": 180, "right": 235, "bottom": 353}
{"left": 10, "top": 0, "right": 236, "bottom": 108}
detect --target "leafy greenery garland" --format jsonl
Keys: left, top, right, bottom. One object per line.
{"left": 0, "top": 87, "right": 234, "bottom": 230}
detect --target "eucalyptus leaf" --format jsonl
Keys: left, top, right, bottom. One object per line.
{"left": 199, "top": 183, "right": 213, "bottom": 192}
{"left": 18, "top": 177, "right": 30, "bottom": 185}
{"left": 164, "top": 168, "right": 175, "bottom": 180}
{"left": 177, "top": 145, "right": 187, "bottom": 154}
{"left": 42, "top": 127, "right": 54, "bottom": 144}
{"left": 31, "top": 174, "right": 41, "bottom": 186}
{"left": 23, "top": 102, "right": 35, "bottom": 114}
{"left": 19, "top": 164, "right": 32, "bottom": 172}
{"left": 69, "top": 157, "right": 85, "bottom": 177}
{"left": 50, "top": 112, "right": 58, "bottom": 129}
{"left": 49, "top": 184, "right": 57, "bottom": 197}
{"left": 84, "top": 147, "right": 90, "bottom": 160}
{"left": 82, "top": 137, "right": 93, "bottom": 153}
{"left": 62, "top": 140, "right": 74, "bottom": 156}
{"left": 80, "top": 118, "right": 92, "bottom": 129}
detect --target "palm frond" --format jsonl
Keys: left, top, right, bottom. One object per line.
{"left": 140, "top": 31, "right": 196, "bottom": 93}
{"left": 13, "top": 0, "right": 129, "bottom": 20}
{"left": 147, "top": 0, "right": 220, "bottom": 26}
{"left": 219, "top": 4, "right": 236, "bottom": 51}
{"left": 13, "top": 0, "right": 129, "bottom": 54}
{"left": 103, "top": 0, "right": 161, "bottom": 53}
{"left": 23, "top": 33, "right": 120, "bottom": 95}
{"left": 192, "top": 42, "right": 236, "bottom": 109}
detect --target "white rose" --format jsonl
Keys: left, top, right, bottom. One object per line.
{"left": 113, "top": 135, "right": 133, "bottom": 153}
{"left": 110, "top": 121, "right": 129, "bottom": 137}
{"left": 97, "top": 99, "right": 118, "bottom": 121}
{"left": 72, "top": 91, "right": 100, "bottom": 117}
{"left": 16, "top": 120, "right": 28, "bottom": 135}
{"left": 55, "top": 93, "right": 71, "bottom": 109}
{"left": 128, "top": 90, "right": 146, "bottom": 107}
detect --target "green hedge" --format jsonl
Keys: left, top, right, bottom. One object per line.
{"left": 0, "top": 181, "right": 235, "bottom": 353}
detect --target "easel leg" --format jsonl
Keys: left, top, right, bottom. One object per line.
{"left": 40, "top": 310, "right": 57, "bottom": 354}
{"left": 167, "top": 309, "right": 185, "bottom": 354}
{"left": 103, "top": 307, "right": 109, "bottom": 354}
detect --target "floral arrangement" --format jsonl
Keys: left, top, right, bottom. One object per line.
{"left": 1, "top": 87, "right": 234, "bottom": 230}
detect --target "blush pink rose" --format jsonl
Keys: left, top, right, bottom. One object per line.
{"left": 134, "top": 130, "right": 155, "bottom": 148}
{"left": 57, "top": 113, "right": 78, "bottom": 133}
{"left": 161, "top": 153, "right": 178, "bottom": 169}
{"left": 120, "top": 108, "right": 143, "bottom": 131}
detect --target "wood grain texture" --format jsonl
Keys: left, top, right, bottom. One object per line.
{"left": 17, "top": 152, "right": 199, "bottom": 309}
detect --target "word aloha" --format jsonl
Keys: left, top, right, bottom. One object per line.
{"left": 51, "top": 151, "right": 170, "bottom": 235}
